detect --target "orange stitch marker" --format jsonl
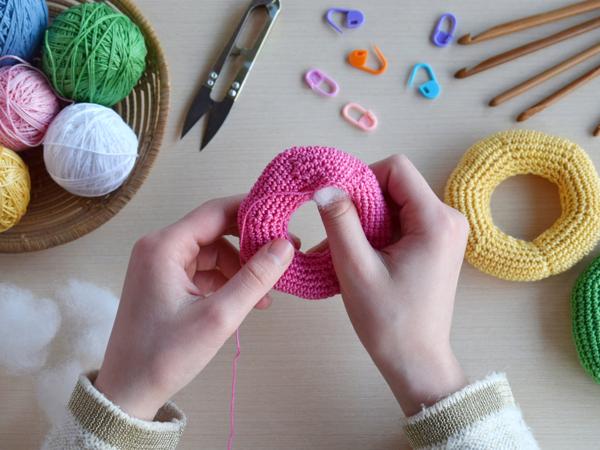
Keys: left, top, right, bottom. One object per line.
{"left": 347, "top": 45, "right": 388, "bottom": 75}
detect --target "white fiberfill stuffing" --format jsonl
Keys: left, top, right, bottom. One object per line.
{"left": 0, "top": 284, "right": 61, "bottom": 374}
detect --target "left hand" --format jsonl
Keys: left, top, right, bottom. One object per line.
{"left": 94, "top": 196, "right": 294, "bottom": 420}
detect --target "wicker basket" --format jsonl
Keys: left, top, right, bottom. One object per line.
{"left": 0, "top": 0, "right": 169, "bottom": 253}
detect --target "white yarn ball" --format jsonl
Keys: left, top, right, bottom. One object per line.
{"left": 43, "top": 103, "right": 138, "bottom": 197}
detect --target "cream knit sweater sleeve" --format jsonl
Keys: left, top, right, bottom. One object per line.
{"left": 403, "top": 373, "right": 539, "bottom": 449}
{"left": 41, "top": 373, "right": 185, "bottom": 450}
{"left": 42, "top": 372, "right": 537, "bottom": 449}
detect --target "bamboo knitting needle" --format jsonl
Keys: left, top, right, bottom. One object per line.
{"left": 490, "top": 41, "right": 600, "bottom": 106}
{"left": 517, "top": 63, "right": 600, "bottom": 121}
{"left": 458, "top": 0, "right": 600, "bottom": 45}
{"left": 455, "top": 16, "right": 600, "bottom": 78}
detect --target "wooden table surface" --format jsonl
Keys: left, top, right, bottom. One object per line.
{"left": 2, "top": 0, "right": 600, "bottom": 448}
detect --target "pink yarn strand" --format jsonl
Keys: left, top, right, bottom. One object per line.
{"left": 229, "top": 192, "right": 309, "bottom": 449}
{"left": 228, "top": 192, "right": 310, "bottom": 449}
{"left": 227, "top": 328, "right": 241, "bottom": 450}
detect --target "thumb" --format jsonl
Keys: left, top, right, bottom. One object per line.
{"left": 315, "top": 187, "right": 378, "bottom": 272}
{"left": 208, "top": 239, "right": 294, "bottom": 320}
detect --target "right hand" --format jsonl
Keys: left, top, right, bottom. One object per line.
{"left": 317, "top": 155, "right": 469, "bottom": 416}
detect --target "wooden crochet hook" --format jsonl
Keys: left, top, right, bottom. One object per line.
{"left": 458, "top": 0, "right": 600, "bottom": 45}
{"left": 490, "top": 41, "right": 600, "bottom": 106}
{"left": 455, "top": 16, "right": 600, "bottom": 78}
{"left": 454, "top": 17, "right": 600, "bottom": 78}
{"left": 517, "top": 63, "right": 600, "bottom": 122}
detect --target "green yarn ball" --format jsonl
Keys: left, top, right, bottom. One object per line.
{"left": 571, "top": 256, "right": 600, "bottom": 384}
{"left": 42, "top": 2, "right": 147, "bottom": 107}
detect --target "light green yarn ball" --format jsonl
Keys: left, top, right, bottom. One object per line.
{"left": 42, "top": 2, "right": 147, "bottom": 107}
{"left": 571, "top": 256, "right": 600, "bottom": 384}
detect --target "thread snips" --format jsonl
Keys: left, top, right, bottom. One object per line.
{"left": 181, "top": 0, "right": 281, "bottom": 150}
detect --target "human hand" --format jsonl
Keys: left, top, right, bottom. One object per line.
{"left": 317, "top": 155, "right": 469, "bottom": 416}
{"left": 94, "top": 196, "right": 294, "bottom": 420}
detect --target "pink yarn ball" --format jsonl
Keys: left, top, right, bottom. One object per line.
{"left": 238, "top": 146, "right": 393, "bottom": 300}
{"left": 0, "top": 60, "right": 61, "bottom": 151}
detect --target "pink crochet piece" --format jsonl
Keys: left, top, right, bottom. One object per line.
{"left": 238, "top": 146, "right": 392, "bottom": 299}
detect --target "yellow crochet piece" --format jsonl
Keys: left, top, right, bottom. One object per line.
{"left": 445, "top": 130, "right": 600, "bottom": 281}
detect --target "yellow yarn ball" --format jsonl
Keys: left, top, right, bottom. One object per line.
{"left": 0, "top": 146, "right": 30, "bottom": 232}
{"left": 445, "top": 129, "right": 600, "bottom": 281}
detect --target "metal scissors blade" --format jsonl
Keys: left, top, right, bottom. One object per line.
{"left": 181, "top": 85, "right": 212, "bottom": 139}
{"left": 181, "top": 0, "right": 281, "bottom": 150}
{"left": 201, "top": 97, "right": 234, "bottom": 150}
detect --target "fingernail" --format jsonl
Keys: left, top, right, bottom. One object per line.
{"left": 313, "top": 186, "right": 348, "bottom": 209}
{"left": 267, "top": 239, "right": 294, "bottom": 264}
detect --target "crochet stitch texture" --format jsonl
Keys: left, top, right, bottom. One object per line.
{"left": 571, "top": 256, "right": 600, "bottom": 384}
{"left": 238, "top": 146, "right": 392, "bottom": 299}
{"left": 445, "top": 129, "right": 600, "bottom": 281}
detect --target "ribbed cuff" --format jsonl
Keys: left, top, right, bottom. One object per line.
{"left": 403, "top": 373, "right": 515, "bottom": 449}
{"left": 68, "top": 372, "right": 186, "bottom": 450}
